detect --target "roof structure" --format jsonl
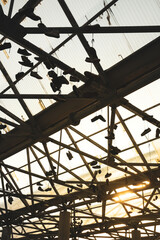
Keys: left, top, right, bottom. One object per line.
{"left": 0, "top": 0, "right": 160, "bottom": 239}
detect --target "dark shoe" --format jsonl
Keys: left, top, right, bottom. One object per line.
{"left": 19, "top": 61, "right": 33, "bottom": 67}
{"left": 84, "top": 71, "right": 99, "bottom": 81}
{"left": 48, "top": 70, "right": 57, "bottom": 78}
{"left": 30, "top": 71, "right": 42, "bottom": 80}
{"left": 141, "top": 128, "right": 151, "bottom": 136}
{"left": 73, "top": 85, "right": 80, "bottom": 97}
{"left": 15, "top": 72, "right": 25, "bottom": 80}
{"left": 156, "top": 128, "right": 160, "bottom": 138}
{"left": 70, "top": 76, "right": 79, "bottom": 82}
{"left": 26, "top": 8, "right": 41, "bottom": 21}
{"left": 58, "top": 75, "right": 69, "bottom": 85}
{"left": 38, "top": 23, "right": 59, "bottom": 38}
{"left": 21, "top": 56, "right": 31, "bottom": 63}
{"left": 85, "top": 57, "right": 100, "bottom": 63}
{"left": 45, "top": 29, "right": 60, "bottom": 38}
{"left": 91, "top": 115, "right": 106, "bottom": 122}
{"left": 63, "top": 68, "right": 75, "bottom": 75}
{"left": 0, "top": 124, "right": 6, "bottom": 129}
{"left": 0, "top": 42, "right": 11, "bottom": 51}
{"left": 66, "top": 151, "right": 73, "bottom": 160}
{"left": 17, "top": 48, "right": 31, "bottom": 56}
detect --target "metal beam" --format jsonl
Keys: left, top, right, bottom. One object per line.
{"left": 25, "top": 25, "right": 160, "bottom": 34}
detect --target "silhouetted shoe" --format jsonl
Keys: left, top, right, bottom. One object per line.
{"left": 73, "top": 85, "right": 80, "bottom": 97}
{"left": 38, "top": 23, "right": 59, "bottom": 38}
{"left": 63, "top": 68, "right": 75, "bottom": 75}
{"left": 105, "top": 133, "right": 115, "bottom": 139}
{"left": 34, "top": 56, "right": 42, "bottom": 61}
{"left": 19, "top": 56, "right": 33, "bottom": 67}
{"left": 84, "top": 71, "right": 99, "bottom": 81}
{"left": 90, "top": 161, "right": 97, "bottom": 166}
{"left": 70, "top": 76, "right": 79, "bottom": 82}
{"left": 21, "top": 56, "right": 30, "bottom": 63}
{"left": 58, "top": 75, "right": 69, "bottom": 85}
{"left": 48, "top": 70, "right": 57, "bottom": 78}
{"left": 38, "top": 22, "right": 47, "bottom": 31}
{"left": 0, "top": 124, "right": 6, "bottom": 129}
{"left": 26, "top": 8, "right": 41, "bottom": 21}
{"left": 110, "top": 145, "right": 121, "bottom": 155}
{"left": 45, "top": 29, "right": 60, "bottom": 38}
{"left": 91, "top": 115, "right": 106, "bottom": 122}
{"left": 92, "top": 165, "right": 101, "bottom": 169}
{"left": 0, "top": 42, "right": 11, "bottom": 51}
{"left": 66, "top": 151, "right": 73, "bottom": 160}
{"left": 105, "top": 173, "right": 112, "bottom": 178}
{"left": 50, "top": 79, "right": 62, "bottom": 93}
{"left": 156, "top": 128, "right": 160, "bottom": 138}
{"left": 85, "top": 57, "right": 100, "bottom": 63}
{"left": 37, "top": 182, "right": 43, "bottom": 186}
{"left": 45, "top": 188, "right": 52, "bottom": 192}
{"left": 30, "top": 71, "right": 42, "bottom": 79}
{"left": 19, "top": 61, "right": 33, "bottom": 67}
{"left": 89, "top": 47, "right": 97, "bottom": 56}
{"left": 38, "top": 186, "right": 44, "bottom": 192}
{"left": 15, "top": 72, "right": 25, "bottom": 80}
{"left": 44, "top": 61, "right": 52, "bottom": 69}
{"left": 8, "top": 196, "right": 13, "bottom": 205}
{"left": 141, "top": 128, "right": 151, "bottom": 136}
{"left": 85, "top": 47, "right": 100, "bottom": 63}
{"left": 17, "top": 48, "right": 31, "bottom": 56}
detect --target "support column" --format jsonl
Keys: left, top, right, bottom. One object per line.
{"left": 58, "top": 211, "right": 70, "bottom": 240}
{"left": 132, "top": 229, "right": 141, "bottom": 240}
{"left": 2, "top": 226, "right": 12, "bottom": 240}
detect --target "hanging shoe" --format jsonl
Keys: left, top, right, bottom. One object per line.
{"left": 58, "top": 75, "right": 69, "bottom": 85}
{"left": 8, "top": 196, "right": 14, "bottom": 205}
{"left": 66, "top": 151, "right": 73, "bottom": 160}
{"left": 91, "top": 115, "right": 106, "bottom": 122}
{"left": 92, "top": 165, "right": 101, "bottom": 169}
{"left": 48, "top": 70, "right": 57, "bottom": 78}
{"left": 45, "top": 187, "right": 52, "bottom": 192}
{"left": 63, "top": 68, "right": 75, "bottom": 75}
{"left": 21, "top": 56, "right": 31, "bottom": 63}
{"left": 141, "top": 128, "right": 151, "bottom": 136}
{"left": 105, "top": 173, "right": 112, "bottom": 178}
{"left": 37, "top": 182, "right": 43, "bottom": 186}
{"left": 38, "top": 22, "right": 47, "bottom": 31}
{"left": 110, "top": 145, "right": 121, "bottom": 155}
{"left": 105, "top": 133, "right": 115, "bottom": 139}
{"left": 84, "top": 71, "right": 99, "bottom": 81}
{"left": 85, "top": 47, "right": 100, "bottom": 63}
{"left": 0, "top": 42, "right": 11, "bottom": 51}
{"left": 19, "top": 56, "right": 33, "bottom": 67}
{"left": 30, "top": 71, "right": 42, "bottom": 80}
{"left": 17, "top": 48, "right": 31, "bottom": 56}
{"left": 89, "top": 47, "right": 98, "bottom": 57}
{"left": 15, "top": 72, "right": 25, "bottom": 80}
{"left": 70, "top": 75, "right": 79, "bottom": 82}
{"left": 19, "top": 61, "right": 33, "bottom": 67}
{"left": 50, "top": 79, "right": 62, "bottom": 92}
{"left": 90, "top": 161, "right": 97, "bottom": 166}
{"left": 77, "top": 183, "right": 83, "bottom": 188}
{"left": 38, "top": 23, "right": 59, "bottom": 38}
{"left": 73, "top": 85, "right": 80, "bottom": 97}
{"left": 38, "top": 186, "right": 44, "bottom": 192}
{"left": 156, "top": 128, "right": 160, "bottom": 138}
{"left": 26, "top": 8, "right": 41, "bottom": 21}
{"left": 45, "top": 29, "right": 60, "bottom": 38}
{"left": 0, "top": 124, "right": 6, "bottom": 129}
{"left": 85, "top": 57, "right": 100, "bottom": 63}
